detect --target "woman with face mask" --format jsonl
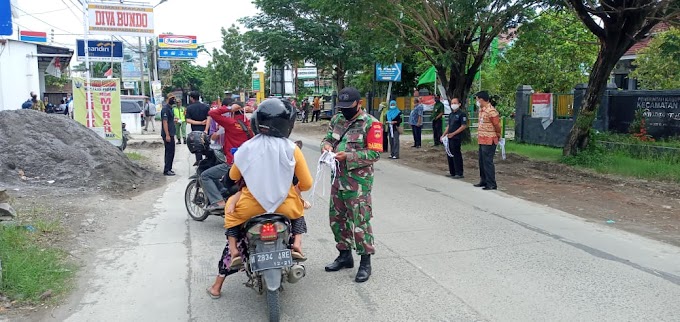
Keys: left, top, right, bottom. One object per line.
{"left": 378, "top": 102, "right": 389, "bottom": 153}
{"left": 386, "top": 100, "right": 402, "bottom": 159}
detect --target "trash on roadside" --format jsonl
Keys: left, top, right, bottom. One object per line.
{"left": 606, "top": 219, "right": 616, "bottom": 224}
{"left": 24, "top": 225, "right": 37, "bottom": 232}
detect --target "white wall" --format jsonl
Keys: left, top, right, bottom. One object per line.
{"left": 0, "top": 41, "right": 40, "bottom": 111}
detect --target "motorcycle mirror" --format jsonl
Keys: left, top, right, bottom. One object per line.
{"left": 294, "top": 140, "right": 303, "bottom": 149}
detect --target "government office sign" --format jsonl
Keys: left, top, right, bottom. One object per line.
{"left": 375, "top": 63, "right": 402, "bottom": 82}
{"left": 88, "top": 3, "right": 154, "bottom": 37}
{"left": 76, "top": 39, "right": 124, "bottom": 62}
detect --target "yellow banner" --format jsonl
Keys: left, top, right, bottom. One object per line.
{"left": 73, "top": 78, "right": 123, "bottom": 143}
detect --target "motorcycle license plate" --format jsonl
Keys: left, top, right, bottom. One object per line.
{"left": 249, "top": 249, "right": 292, "bottom": 272}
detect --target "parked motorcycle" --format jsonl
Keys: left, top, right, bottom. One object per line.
{"left": 241, "top": 214, "right": 306, "bottom": 322}
{"left": 184, "top": 148, "right": 238, "bottom": 221}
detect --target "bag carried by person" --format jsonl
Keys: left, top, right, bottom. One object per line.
{"left": 397, "top": 125, "right": 404, "bottom": 135}
{"left": 145, "top": 103, "right": 157, "bottom": 116}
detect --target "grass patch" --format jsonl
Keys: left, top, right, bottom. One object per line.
{"left": 0, "top": 221, "right": 74, "bottom": 303}
{"left": 125, "top": 151, "right": 145, "bottom": 161}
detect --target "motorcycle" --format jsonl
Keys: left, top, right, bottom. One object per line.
{"left": 184, "top": 148, "right": 238, "bottom": 221}
{"left": 241, "top": 214, "right": 306, "bottom": 322}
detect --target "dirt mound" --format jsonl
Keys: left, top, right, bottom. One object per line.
{"left": 0, "top": 110, "right": 149, "bottom": 192}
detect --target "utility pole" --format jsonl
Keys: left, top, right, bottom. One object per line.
{"left": 82, "top": 0, "right": 93, "bottom": 127}
{"left": 138, "top": 37, "right": 145, "bottom": 96}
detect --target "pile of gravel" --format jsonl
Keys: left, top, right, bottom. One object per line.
{"left": 0, "top": 110, "right": 148, "bottom": 192}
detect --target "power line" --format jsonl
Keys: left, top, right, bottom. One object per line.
{"left": 11, "top": 4, "right": 78, "bottom": 35}
{"left": 18, "top": 7, "right": 70, "bottom": 16}
{"left": 61, "top": 0, "right": 83, "bottom": 20}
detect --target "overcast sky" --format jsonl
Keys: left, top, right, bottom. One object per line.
{"left": 10, "top": 0, "right": 262, "bottom": 69}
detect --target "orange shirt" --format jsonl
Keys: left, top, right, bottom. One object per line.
{"left": 224, "top": 147, "right": 312, "bottom": 229}
{"left": 478, "top": 105, "right": 501, "bottom": 145}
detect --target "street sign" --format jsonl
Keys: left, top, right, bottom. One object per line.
{"left": 297, "top": 67, "right": 317, "bottom": 79}
{"left": 376, "top": 63, "right": 402, "bottom": 82}
{"left": 20, "top": 31, "right": 47, "bottom": 43}
{"left": 88, "top": 3, "right": 154, "bottom": 37}
{"left": 0, "top": 0, "right": 12, "bottom": 36}
{"left": 252, "top": 73, "right": 261, "bottom": 92}
{"left": 303, "top": 80, "right": 315, "bottom": 88}
{"left": 123, "top": 81, "right": 136, "bottom": 89}
{"left": 76, "top": 39, "right": 124, "bottom": 62}
{"left": 158, "top": 34, "right": 197, "bottom": 49}
{"left": 122, "top": 62, "right": 142, "bottom": 81}
{"left": 157, "top": 60, "right": 171, "bottom": 70}
{"left": 158, "top": 49, "right": 197, "bottom": 60}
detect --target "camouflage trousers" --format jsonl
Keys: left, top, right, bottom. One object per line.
{"left": 329, "top": 187, "right": 375, "bottom": 255}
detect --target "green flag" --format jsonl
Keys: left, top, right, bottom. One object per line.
{"left": 417, "top": 66, "right": 436, "bottom": 86}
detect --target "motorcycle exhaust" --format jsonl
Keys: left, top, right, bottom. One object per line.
{"left": 287, "top": 264, "right": 306, "bottom": 284}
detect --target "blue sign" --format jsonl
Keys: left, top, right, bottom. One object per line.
{"left": 0, "top": 0, "right": 12, "bottom": 36}
{"left": 158, "top": 49, "right": 197, "bottom": 60}
{"left": 77, "top": 39, "right": 124, "bottom": 62}
{"left": 376, "top": 63, "right": 402, "bottom": 82}
{"left": 157, "top": 60, "right": 171, "bottom": 70}
{"left": 122, "top": 62, "right": 142, "bottom": 80}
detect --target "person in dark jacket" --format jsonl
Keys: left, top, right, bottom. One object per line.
{"left": 386, "top": 100, "right": 402, "bottom": 159}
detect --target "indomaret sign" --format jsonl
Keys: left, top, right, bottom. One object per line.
{"left": 88, "top": 3, "right": 154, "bottom": 37}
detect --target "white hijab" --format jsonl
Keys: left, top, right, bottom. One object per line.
{"left": 234, "top": 134, "right": 297, "bottom": 213}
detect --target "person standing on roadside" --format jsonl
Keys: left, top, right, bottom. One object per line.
{"left": 432, "top": 96, "right": 445, "bottom": 146}
{"left": 143, "top": 97, "right": 157, "bottom": 132}
{"left": 321, "top": 87, "right": 382, "bottom": 283}
{"left": 378, "top": 102, "right": 389, "bottom": 153}
{"left": 173, "top": 100, "right": 187, "bottom": 144}
{"left": 386, "top": 100, "right": 402, "bottom": 159}
{"left": 161, "top": 95, "right": 177, "bottom": 176}
{"left": 312, "top": 96, "right": 321, "bottom": 122}
{"left": 29, "top": 92, "right": 45, "bottom": 112}
{"left": 302, "top": 98, "right": 310, "bottom": 123}
{"left": 409, "top": 98, "right": 424, "bottom": 148}
{"left": 441, "top": 97, "right": 467, "bottom": 178}
{"left": 474, "top": 91, "right": 501, "bottom": 190}
{"left": 185, "top": 91, "right": 210, "bottom": 166}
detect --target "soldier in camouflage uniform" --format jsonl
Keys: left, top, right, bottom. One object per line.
{"left": 321, "top": 87, "right": 383, "bottom": 283}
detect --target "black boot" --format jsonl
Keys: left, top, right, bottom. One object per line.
{"left": 325, "top": 250, "right": 354, "bottom": 272}
{"left": 355, "top": 255, "right": 372, "bottom": 283}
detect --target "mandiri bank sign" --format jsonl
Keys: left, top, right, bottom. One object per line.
{"left": 88, "top": 3, "right": 154, "bottom": 37}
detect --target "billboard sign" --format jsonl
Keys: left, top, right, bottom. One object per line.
{"left": 0, "top": 0, "right": 12, "bottom": 36}
{"left": 158, "top": 34, "right": 197, "bottom": 49}
{"left": 158, "top": 49, "right": 197, "bottom": 60}
{"left": 76, "top": 39, "right": 124, "bottom": 62}
{"left": 297, "top": 67, "right": 317, "bottom": 79}
{"left": 88, "top": 3, "right": 154, "bottom": 37}
{"left": 72, "top": 78, "right": 123, "bottom": 145}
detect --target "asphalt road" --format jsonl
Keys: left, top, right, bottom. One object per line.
{"left": 57, "top": 134, "right": 680, "bottom": 322}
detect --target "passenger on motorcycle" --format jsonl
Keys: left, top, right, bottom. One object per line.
{"left": 202, "top": 101, "right": 254, "bottom": 211}
{"left": 206, "top": 98, "right": 312, "bottom": 299}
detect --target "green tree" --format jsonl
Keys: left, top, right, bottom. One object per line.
{"left": 562, "top": 0, "right": 679, "bottom": 156}
{"left": 241, "top": 0, "right": 388, "bottom": 91}
{"left": 363, "top": 0, "right": 540, "bottom": 108}
{"left": 496, "top": 10, "right": 598, "bottom": 93}
{"left": 630, "top": 28, "right": 680, "bottom": 90}
{"left": 203, "top": 25, "right": 258, "bottom": 101}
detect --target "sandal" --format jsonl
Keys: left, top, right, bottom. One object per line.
{"left": 229, "top": 255, "right": 243, "bottom": 269}
{"left": 206, "top": 287, "right": 221, "bottom": 299}
{"left": 292, "top": 251, "right": 307, "bottom": 262}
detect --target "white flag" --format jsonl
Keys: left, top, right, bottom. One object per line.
{"left": 46, "top": 57, "right": 61, "bottom": 78}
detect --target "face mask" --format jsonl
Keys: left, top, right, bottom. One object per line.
{"left": 452, "top": 104, "right": 460, "bottom": 111}
{"left": 476, "top": 101, "right": 481, "bottom": 108}
{"left": 169, "top": 98, "right": 176, "bottom": 105}
{"left": 341, "top": 107, "right": 358, "bottom": 120}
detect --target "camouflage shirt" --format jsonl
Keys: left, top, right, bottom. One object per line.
{"left": 321, "top": 111, "right": 383, "bottom": 192}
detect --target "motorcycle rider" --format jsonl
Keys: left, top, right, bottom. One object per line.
{"left": 206, "top": 98, "right": 312, "bottom": 299}
{"left": 202, "top": 101, "right": 254, "bottom": 212}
